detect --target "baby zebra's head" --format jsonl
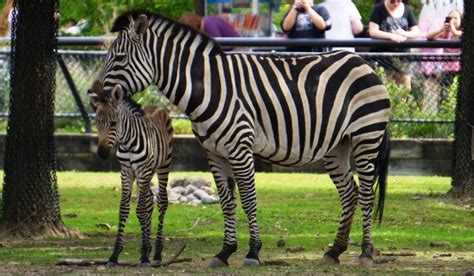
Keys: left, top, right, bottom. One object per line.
{"left": 88, "top": 82, "right": 125, "bottom": 160}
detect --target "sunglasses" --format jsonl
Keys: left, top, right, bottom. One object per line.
{"left": 389, "top": 0, "right": 402, "bottom": 3}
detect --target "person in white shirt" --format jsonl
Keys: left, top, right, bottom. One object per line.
{"left": 320, "top": 0, "right": 364, "bottom": 52}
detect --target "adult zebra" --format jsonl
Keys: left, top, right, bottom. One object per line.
{"left": 90, "top": 11, "right": 390, "bottom": 267}
{"left": 89, "top": 85, "right": 173, "bottom": 267}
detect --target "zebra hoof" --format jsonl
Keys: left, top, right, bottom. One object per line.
{"left": 140, "top": 262, "right": 151, "bottom": 268}
{"left": 359, "top": 256, "right": 374, "bottom": 268}
{"left": 107, "top": 261, "right": 118, "bottom": 268}
{"left": 151, "top": 260, "right": 162, "bottom": 266}
{"left": 209, "top": 257, "right": 228, "bottom": 268}
{"left": 242, "top": 258, "right": 260, "bottom": 266}
{"left": 320, "top": 254, "right": 340, "bottom": 265}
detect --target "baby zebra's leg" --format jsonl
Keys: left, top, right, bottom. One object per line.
{"left": 152, "top": 166, "right": 170, "bottom": 263}
{"left": 136, "top": 172, "right": 154, "bottom": 267}
{"left": 108, "top": 165, "right": 135, "bottom": 267}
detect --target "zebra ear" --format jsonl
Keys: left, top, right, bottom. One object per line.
{"left": 88, "top": 91, "right": 100, "bottom": 108}
{"left": 133, "top": 14, "right": 148, "bottom": 36}
{"left": 111, "top": 84, "right": 125, "bottom": 104}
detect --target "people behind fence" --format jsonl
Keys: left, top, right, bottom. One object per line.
{"left": 320, "top": 0, "right": 363, "bottom": 52}
{"left": 368, "top": 0, "right": 420, "bottom": 91}
{"left": 280, "top": 0, "right": 331, "bottom": 52}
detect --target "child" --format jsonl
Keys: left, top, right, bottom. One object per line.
{"left": 427, "top": 10, "right": 463, "bottom": 40}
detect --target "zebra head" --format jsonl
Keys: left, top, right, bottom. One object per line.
{"left": 94, "top": 12, "right": 154, "bottom": 98}
{"left": 89, "top": 83, "right": 125, "bottom": 160}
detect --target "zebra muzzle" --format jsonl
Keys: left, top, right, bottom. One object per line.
{"left": 97, "top": 145, "right": 111, "bottom": 160}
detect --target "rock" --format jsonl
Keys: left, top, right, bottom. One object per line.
{"left": 186, "top": 194, "right": 198, "bottom": 202}
{"left": 193, "top": 190, "right": 218, "bottom": 204}
{"left": 200, "top": 186, "right": 214, "bottom": 195}
{"left": 170, "top": 178, "right": 187, "bottom": 188}
{"left": 183, "top": 184, "right": 198, "bottom": 196}
{"left": 178, "top": 196, "right": 189, "bottom": 203}
{"left": 170, "top": 186, "right": 185, "bottom": 195}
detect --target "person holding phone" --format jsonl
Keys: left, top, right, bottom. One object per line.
{"left": 280, "top": 0, "right": 332, "bottom": 52}
{"left": 426, "top": 10, "right": 462, "bottom": 40}
{"left": 422, "top": 9, "right": 462, "bottom": 112}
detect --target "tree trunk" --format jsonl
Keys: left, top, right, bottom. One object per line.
{"left": 0, "top": 0, "right": 71, "bottom": 237}
{"left": 450, "top": 2, "right": 474, "bottom": 199}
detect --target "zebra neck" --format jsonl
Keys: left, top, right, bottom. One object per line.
{"left": 117, "top": 108, "right": 141, "bottom": 149}
{"left": 152, "top": 18, "right": 222, "bottom": 119}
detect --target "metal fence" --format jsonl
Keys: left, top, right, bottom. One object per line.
{"left": 0, "top": 38, "right": 461, "bottom": 137}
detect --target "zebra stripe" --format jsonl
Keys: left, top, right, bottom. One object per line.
{"left": 93, "top": 11, "right": 390, "bottom": 267}
{"left": 89, "top": 85, "right": 173, "bottom": 266}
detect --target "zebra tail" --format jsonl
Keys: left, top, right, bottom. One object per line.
{"left": 374, "top": 127, "right": 390, "bottom": 225}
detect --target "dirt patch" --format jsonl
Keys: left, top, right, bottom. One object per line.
{"left": 0, "top": 250, "right": 472, "bottom": 274}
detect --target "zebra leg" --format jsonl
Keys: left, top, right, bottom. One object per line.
{"left": 321, "top": 141, "right": 358, "bottom": 265}
{"left": 136, "top": 175, "right": 154, "bottom": 267}
{"left": 207, "top": 153, "right": 238, "bottom": 268}
{"left": 152, "top": 165, "right": 170, "bottom": 263}
{"left": 108, "top": 165, "right": 135, "bottom": 267}
{"left": 352, "top": 134, "right": 384, "bottom": 267}
{"left": 230, "top": 152, "right": 262, "bottom": 266}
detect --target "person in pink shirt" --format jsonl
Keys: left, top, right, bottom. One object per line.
{"left": 426, "top": 9, "right": 462, "bottom": 73}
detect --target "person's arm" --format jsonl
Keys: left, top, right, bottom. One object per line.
{"left": 450, "top": 21, "right": 463, "bottom": 37}
{"left": 369, "top": 22, "right": 406, "bottom": 43}
{"left": 426, "top": 25, "right": 445, "bottom": 40}
{"left": 304, "top": 5, "right": 326, "bottom": 30}
{"left": 349, "top": 4, "right": 363, "bottom": 35}
{"left": 351, "top": 19, "right": 363, "bottom": 35}
{"left": 395, "top": 25, "right": 420, "bottom": 38}
{"left": 281, "top": 6, "right": 298, "bottom": 32}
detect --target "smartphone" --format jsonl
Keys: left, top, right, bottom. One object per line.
{"left": 445, "top": 16, "right": 452, "bottom": 23}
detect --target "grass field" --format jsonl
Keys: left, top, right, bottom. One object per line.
{"left": 0, "top": 172, "right": 473, "bottom": 274}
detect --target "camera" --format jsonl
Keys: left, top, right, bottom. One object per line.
{"left": 445, "top": 16, "right": 452, "bottom": 23}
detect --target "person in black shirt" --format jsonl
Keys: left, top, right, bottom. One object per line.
{"left": 368, "top": 0, "right": 420, "bottom": 90}
{"left": 281, "top": 0, "right": 331, "bottom": 52}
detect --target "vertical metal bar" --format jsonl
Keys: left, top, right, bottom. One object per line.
{"left": 57, "top": 54, "right": 91, "bottom": 133}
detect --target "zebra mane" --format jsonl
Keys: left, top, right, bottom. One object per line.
{"left": 121, "top": 97, "right": 145, "bottom": 117}
{"left": 111, "top": 10, "right": 222, "bottom": 55}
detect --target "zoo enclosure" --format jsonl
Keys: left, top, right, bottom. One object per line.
{"left": 0, "top": 38, "right": 461, "bottom": 137}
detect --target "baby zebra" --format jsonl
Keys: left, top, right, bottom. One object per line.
{"left": 89, "top": 84, "right": 173, "bottom": 267}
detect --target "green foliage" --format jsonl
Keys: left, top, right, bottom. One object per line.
{"left": 172, "top": 118, "right": 193, "bottom": 135}
{"left": 59, "top": 0, "right": 194, "bottom": 35}
{"left": 374, "top": 66, "right": 456, "bottom": 139}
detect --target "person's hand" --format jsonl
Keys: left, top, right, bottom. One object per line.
{"left": 449, "top": 20, "right": 457, "bottom": 33}
{"left": 444, "top": 22, "right": 451, "bottom": 32}
{"left": 394, "top": 29, "right": 407, "bottom": 37}
{"left": 389, "top": 32, "right": 407, "bottom": 43}
{"left": 293, "top": 0, "right": 302, "bottom": 9}
{"left": 300, "top": 0, "right": 311, "bottom": 10}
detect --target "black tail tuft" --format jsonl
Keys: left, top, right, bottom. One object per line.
{"left": 373, "top": 127, "right": 390, "bottom": 225}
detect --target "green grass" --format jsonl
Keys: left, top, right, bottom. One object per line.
{"left": 0, "top": 172, "right": 473, "bottom": 273}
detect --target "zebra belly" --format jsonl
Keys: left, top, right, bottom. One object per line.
{"left": 252, "top": 132, "right": 321, "bottom": 167}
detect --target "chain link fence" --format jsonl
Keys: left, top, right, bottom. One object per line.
{"left": 0, "top": 49, "right": 460, "bottom": 137}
